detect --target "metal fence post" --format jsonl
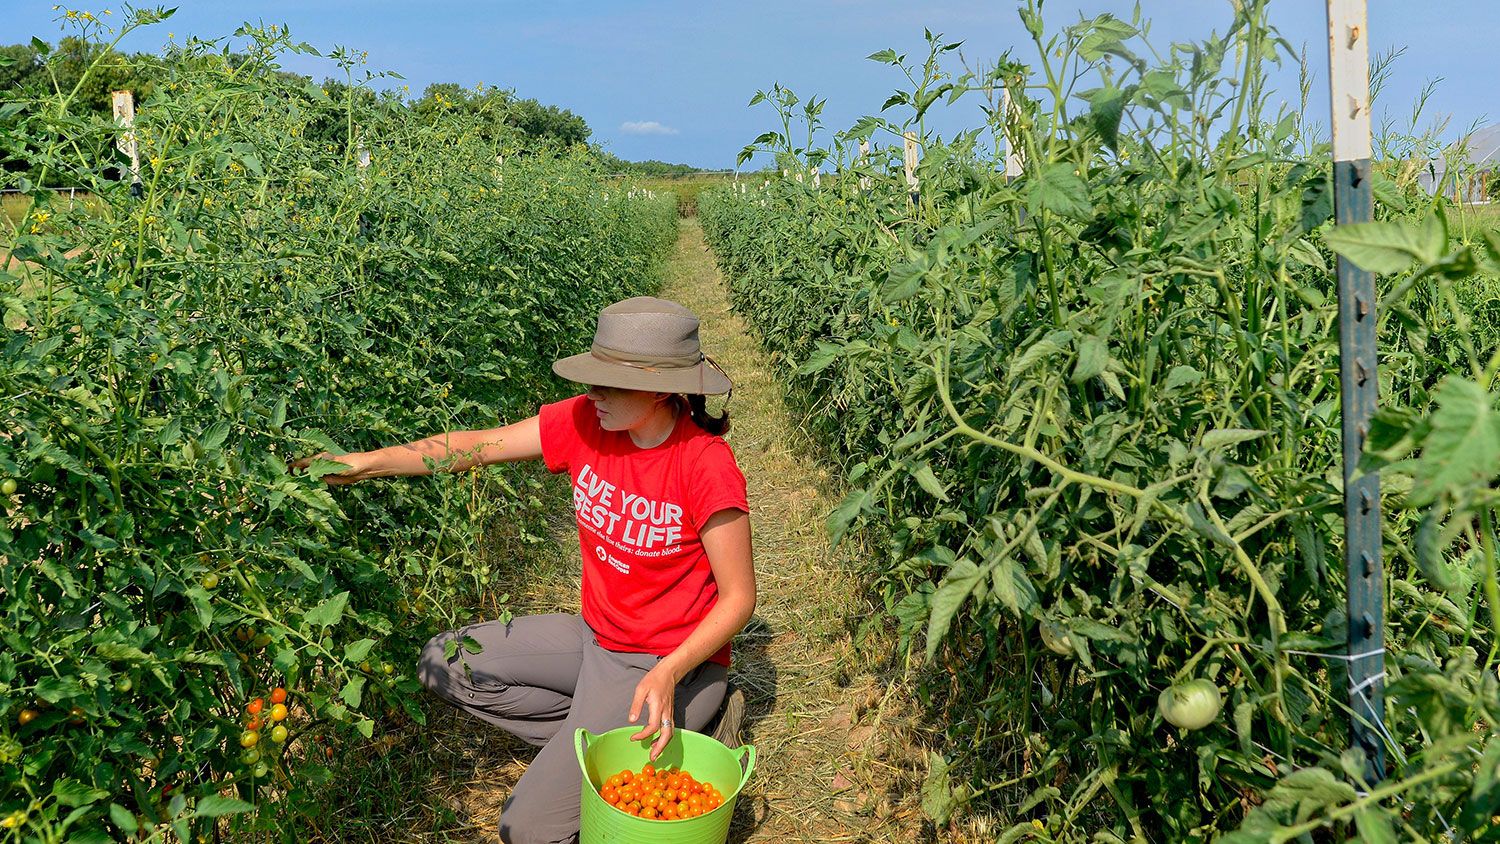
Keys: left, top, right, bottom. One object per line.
{"left": 1326, "top": 0, "right": 1385, "bottom": 784}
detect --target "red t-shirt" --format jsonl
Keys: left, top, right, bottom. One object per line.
{"left": 538, "top": 394, "right": 749, "bottom": 666}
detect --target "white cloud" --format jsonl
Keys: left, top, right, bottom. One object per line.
{"left": 620, "top": 120, "right": 680, "bottom": 136}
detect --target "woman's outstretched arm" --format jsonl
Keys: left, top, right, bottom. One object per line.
{"left": 296, "top": 415, "right": 543, "bottom": 484}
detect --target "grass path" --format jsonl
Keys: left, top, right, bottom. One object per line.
{"left": 361, "top": 221, "right": 934, "bottom": 843}
{"left": 657, "top": 221, "right": 931, "bottom": 842}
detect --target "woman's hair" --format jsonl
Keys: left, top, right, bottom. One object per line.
{"left": 678, "top": 393, "right": 730, "bottom": 436}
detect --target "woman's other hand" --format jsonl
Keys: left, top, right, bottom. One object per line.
{"left": 628, "top": 662, "right": 678, "bottom": 762}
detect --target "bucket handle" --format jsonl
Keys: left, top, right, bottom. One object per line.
{"left": 573, "top": 728, "right": 597, "bottom": 784}
{"left": 731, "top": 743, "right": 756, "bottom": 796}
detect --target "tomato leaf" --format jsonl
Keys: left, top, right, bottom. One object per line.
{"left": 827, "top": 488, "right": 873, "bottom": 545}
{"left": 910, "top": 463, "right": 950, "bottom": 502}
{"left": 1411, "top": 377, "right": 1500, "bottom": 506}
{"left": 304, "top": 591, "right": 350, "bottom": 629}
{"left": 1027, "top": 163, "right": 1093, "bottom": 220}
{"left": 52, "top": 778, "right": 108, "bottom": 807}
{"left": 340, "top": 675, "right": 365, "bottom": 709}
{"left": 1353, "top": 807, "right": 1399, "bottom": 844}
{"left": 926, "top": 558, "right": 983, "bottom": 658}
{"left": 194, "top": 796, "right": 254, "bottom": 818}
{"left": 1322, "top": 212, "right": 1446, "bottom": 274}
{"left": 1072, "top": 334, "right": 1109, "bottom": 383}
{"left": 920, "top": 751, "right": 956, "bottom": 825}
{"left": 1200, "top": 429, "right": 1269, "bottom": 450}
{"left": 344, "top": 638, "right": 376, "bottom": 663}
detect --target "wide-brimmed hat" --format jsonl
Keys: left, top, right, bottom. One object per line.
{"left": 552, "top": 297, "right": 733, "bottom": 395}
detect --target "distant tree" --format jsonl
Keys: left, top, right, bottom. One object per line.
{"left": 413, "top": 83, "right": 590, "bottom": 150}
{"left": 591, "top": 153, "right": 720, "bottom": 177}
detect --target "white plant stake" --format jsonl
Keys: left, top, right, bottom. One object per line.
{"left": 858, "top": 139, "right": 871, "bottom": 192}
{"left": 903, "top": 131, "right": 919, "bottom": 204}
{"left": 1002, "top": 86, "right": 1024, "bottom": 180}
{"left": 111, "top": 90, "right": 141, "bottom": 194}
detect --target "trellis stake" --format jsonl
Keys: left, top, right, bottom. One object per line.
{"left": 1326, "top": 0, "right": 1385, "bottom": 784}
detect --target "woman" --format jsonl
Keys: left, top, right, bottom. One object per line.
{"left": 303, "top": 297, "right": 755, "bottom": 844}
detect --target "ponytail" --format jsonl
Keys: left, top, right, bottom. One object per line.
{"left": 679, "top": 393, "right": 730, "bottom": 436}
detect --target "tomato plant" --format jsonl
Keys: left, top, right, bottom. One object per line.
{"left": 704, "top": 2, "right": 1500, "bottom": 839}
{"left": 0, "top": 9, "right": 674, "bottom": 840}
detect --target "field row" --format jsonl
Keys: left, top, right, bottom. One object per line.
{"left": 703, "top": 6, "right": 1500, "bottom": 840}
{"left": 0, "top": 20, "right": 675, "bottom": 840}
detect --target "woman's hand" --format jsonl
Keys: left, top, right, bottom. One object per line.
{"left": 289, "top": 451, "right": 368, "bottom": 485}
{"left": 628, "top": 662, "right": 679, "bottom": 762}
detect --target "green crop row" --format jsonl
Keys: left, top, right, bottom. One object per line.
{"left": 0, "top": 12, "right": 675, "bottom": 841}
{"left": 703, "top": 3, "right": 1500, "bottom": 841}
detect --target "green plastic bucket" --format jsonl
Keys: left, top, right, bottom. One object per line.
{"left": 575, "top": 727, "right": 755, "bottom": 844}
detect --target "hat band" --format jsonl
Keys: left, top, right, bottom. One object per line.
{"left": 590, "top": 344, "right": 704, "bottom": 373}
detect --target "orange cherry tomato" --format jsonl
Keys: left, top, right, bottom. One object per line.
{"left": 600, "top": 786, "right": 618, "bottom": 804}
{"left": 247, "top": 698, "right": 264, "bottom": 716}
{"left": 641, "top": 763, "right": 656, "bottom": 778}
{"left": 270, "top": 687, "right": 288, "bottom": 705}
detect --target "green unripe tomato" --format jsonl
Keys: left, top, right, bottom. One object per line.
{"left": 1038, "top": 620, "right": 1073, "bottom": 656}
{"left": 200, "top": 573, "right": 220, "bottom": 590}
{"left": 114, "top": 676, "right": 133, "bottom": 693}
{"left": 239, "top": 729, "right": 260, "bottom": 748}
{"left": 0, "top": 479, "right": 16, "bottom": 496}
{"left": 252, "top": 633, "right": 272, "bottom": 649}
{"left": 270, "top": 724, "right": 288, "bottom": 744}
{"left": 380, "top": 662, "right": 394, "bottom": 676}
{"left": 252, "top": 761, "right": 269, "bottom": 778}
{"left": 1157, "top": 679, "right": 1223, "bottom": 730}
{"left": 240, "top": 749, "right": 260, "bottom": 766}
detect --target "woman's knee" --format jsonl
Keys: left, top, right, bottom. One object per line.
{"left": 497, "top": 789, "right": 574, "bottom": 844}
{"left": 417, "top": 630, "right": 459, "bottom": 696}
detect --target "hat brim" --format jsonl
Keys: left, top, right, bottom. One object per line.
{"left": 552, "top": 353, "right": 732, "bottom": 395}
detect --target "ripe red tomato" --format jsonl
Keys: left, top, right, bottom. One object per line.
{"left": 600, "top": 764, "right": 723, "bottom": 820}
{"left": 270, "top": 687, "right": 288, "bottom": 705}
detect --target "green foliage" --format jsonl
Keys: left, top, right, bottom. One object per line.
{"left": 702, "top": 1, "right": 1500, "bottom": 840}
{"left": 1, "top": 30, "right": 594, "bottom": 184}
{"left": 0, "top": 11, "right": 675, "bottom": 840}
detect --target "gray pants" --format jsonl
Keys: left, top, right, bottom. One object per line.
{"left": 418, "top": 613, "right": 728, "bottom": 844}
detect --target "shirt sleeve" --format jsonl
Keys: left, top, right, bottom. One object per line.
{"left": 687, "top": 439, "right": 750, "bottom": 532}
{"left": 538, "top": 394, "right": 590, "bottom": 474}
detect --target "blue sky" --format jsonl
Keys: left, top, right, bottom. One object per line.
{"left": 5, "top": 2, "right": 1496, "bottom": 169}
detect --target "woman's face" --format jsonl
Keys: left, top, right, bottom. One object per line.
{"left": 584, "top": 385, "right": 671, "bottom": 431}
